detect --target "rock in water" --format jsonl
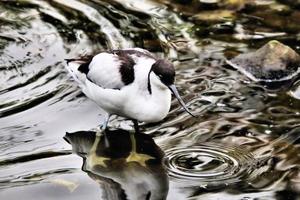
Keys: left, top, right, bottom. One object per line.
{"left": 226, "top": 40, "right": 300, "bottom": 85}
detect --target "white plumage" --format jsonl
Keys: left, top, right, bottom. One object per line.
{"left": 88, "top": 53, "right": 125, "bottom": 89}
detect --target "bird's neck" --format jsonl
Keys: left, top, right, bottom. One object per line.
{"left": 132, "top": 59, "right": 168, "bottom": 97}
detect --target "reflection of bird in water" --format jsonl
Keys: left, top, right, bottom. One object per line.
{"left": 65, "top": 48, "right": 195, "bottom": 163}
{"left": 64, "top": 129, "right": 169, "bottom": 200}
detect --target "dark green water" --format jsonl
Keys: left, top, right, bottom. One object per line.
{"left": 1, "top": 0, "right": 300, "bottom": 199}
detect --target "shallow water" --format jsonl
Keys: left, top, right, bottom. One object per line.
{"left": 1, "top": 0, "right": 300, "bottom": 199}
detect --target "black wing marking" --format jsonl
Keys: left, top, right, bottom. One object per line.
{"left": 113, "top": 51, "right": 135, "bottom": 85}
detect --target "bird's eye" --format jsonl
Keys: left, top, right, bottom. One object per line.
{"left": 158, "top": 75, "right": 163, "bottom": 78}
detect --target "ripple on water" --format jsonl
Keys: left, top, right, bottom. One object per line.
{"left": 1, "top": 0, "right": 300, "bottom": 199}
{"left": 164, "top": 143, "right": 255, "bottom": 185}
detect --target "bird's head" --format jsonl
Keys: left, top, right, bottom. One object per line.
{"left": 150, "top": 59, "right": 196, "bottom": 117}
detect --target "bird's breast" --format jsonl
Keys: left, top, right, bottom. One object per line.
{"left": 121, "top": 85, "right": 172, "bottom": 123}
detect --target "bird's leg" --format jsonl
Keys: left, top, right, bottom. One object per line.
{"left": 126, "top": 120, "right": 154, "bottom": 167}
{"left": 133, "top": 119, "right": 140, "bottom": 133}
{"left": 96, "top": 114, "right": 111, "bottom": 136}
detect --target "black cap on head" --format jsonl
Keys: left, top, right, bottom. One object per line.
{"left": 151, "top": 59, "right": 175, "bottom": 86}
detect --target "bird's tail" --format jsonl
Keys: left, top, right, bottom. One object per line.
{"left": 65, "top": 59, "right": 87, "bottom": 85}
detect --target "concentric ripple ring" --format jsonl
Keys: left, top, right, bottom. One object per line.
{"left": 164, "top": 143, "right": 255, "bottom": 184}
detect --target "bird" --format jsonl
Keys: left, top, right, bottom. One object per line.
{"left": 65, "top": 48, "right": 195, "bottom": 163}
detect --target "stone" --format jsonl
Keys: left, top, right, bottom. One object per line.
{"left": 226, "top": 40, "right": 300, "bottom": 84}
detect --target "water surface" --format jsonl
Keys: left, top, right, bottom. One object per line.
{"left": 1, "top": 0, "right": 300, "bottom": 199}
